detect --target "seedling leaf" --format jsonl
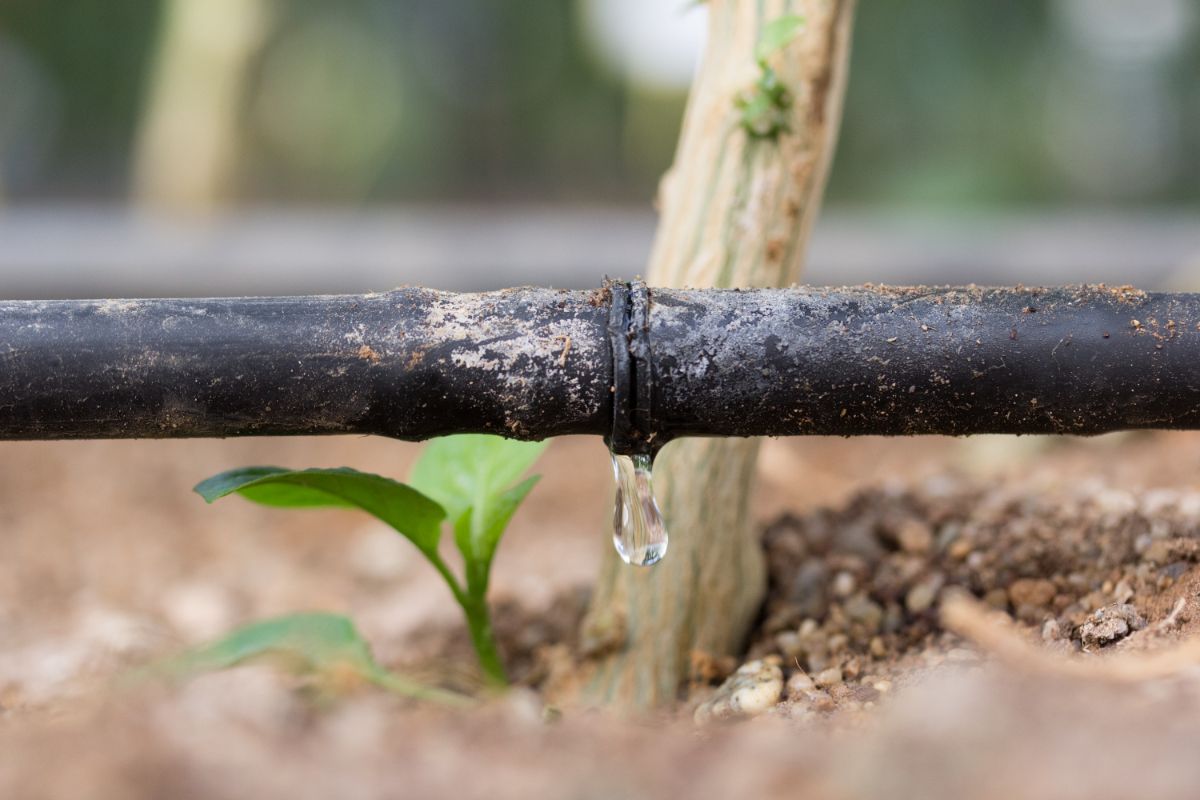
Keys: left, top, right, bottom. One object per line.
{"left": 157, "top": 612, "right": 471, "bottom": 706}
{"left": 453, "top": 474, "right": 541, "bottom": 592}
{"left": 194, "top": 466, "right": 445, "bottom": 557}
{"left": 410, "top": 435, "right": 546, "bottom": 593}
{"left": 756, "top": 14, "right": 804, "bottom": 63}
{"left": 169, "top": 612, "right": 377, "bottom": 675}
{"left": 409, "top": 434, "right": 546, "bottom": 523}
{"left": 476, "top": 474, "right": 541, "bottom": 571}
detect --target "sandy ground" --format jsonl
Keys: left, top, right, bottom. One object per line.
{"left": 4, "top": 432, "right": 1200, "bottom": 798}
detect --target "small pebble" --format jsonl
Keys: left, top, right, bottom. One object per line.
{"left": 843, "top": 594, "right": 884, "bottom": 633}
{"left": 1112, "top": 579, "right": 1134, "bottom": 604}
{"left": 1142, "top": 538, "right": 1185, "bottom": 565}
{"left": 788, "top": 561, "right": 831, "bottom": 619}
{"left": 775, "top": 631, "right": 802, "bottom": 658}
{"left": 785, "top": 670, "right": 816, "bottom": 699}
{"left": 896, "top": 519, "right": 933, "bottom": 554}
{"left": 694, "top": 659, "right": 784, "bottom": 725}
{"left": 947, "top": 539, "right": 973, "bottom": 560}
{"left": 1078, "top": 603, "right": 1146, "bottom": 649}
{"left": 936, "top": 522, "right": 962, "bottom": 552}
{"left": 814, "top": 667, "right": 843, "bottom": 688}
{"left": 905, "top": 573, "right": 944, "bottom": 615}
{"left": 832, "top": 571, "right": 857, "bottom": 598}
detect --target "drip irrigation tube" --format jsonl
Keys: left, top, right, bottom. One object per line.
{"left": 0, "top": 283, "right": 1197, "bottom": 454}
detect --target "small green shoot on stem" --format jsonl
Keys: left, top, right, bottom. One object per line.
{"left": 737, "top": 14, "right": 805, "bottom": 140}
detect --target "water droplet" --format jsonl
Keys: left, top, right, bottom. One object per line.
{"left": 610, "top": 452, "right": 668, "bottom": 566}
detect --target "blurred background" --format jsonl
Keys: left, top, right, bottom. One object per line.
{"left": 0, "top": 0, "right": 1197, "bottom": 297}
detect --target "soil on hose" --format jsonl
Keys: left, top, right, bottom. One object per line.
{"left": 4, "top": 432, "right": 1200, "bottom": 799}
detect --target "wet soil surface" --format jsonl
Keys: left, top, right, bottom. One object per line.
{"left": 5, "top": 433, "right": 1200, "bottom": 798}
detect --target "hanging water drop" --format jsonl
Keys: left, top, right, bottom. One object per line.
{"left": 610, "top": 451, "right": 668, "bottom": 566}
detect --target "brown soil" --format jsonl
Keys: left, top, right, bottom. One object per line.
{"left": 5, "top": 432, "right": 1200, "bottom": 798}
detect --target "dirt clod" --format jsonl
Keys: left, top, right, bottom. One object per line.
{"left": 1078, "top": 603, "right": 1146, "bottom": 649}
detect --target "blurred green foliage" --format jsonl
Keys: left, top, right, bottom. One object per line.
{"left": 0, "top": 0, "right": 1195, "bottom": 207}
{"left": 0, "top": 1, "right": 162, "bottom": 193}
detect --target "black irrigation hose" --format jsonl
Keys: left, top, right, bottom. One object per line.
{"left": 1, "top": 282, "right": 1198, "bottom": 454}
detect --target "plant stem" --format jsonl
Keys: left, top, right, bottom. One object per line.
{"left": 464, "top": 593, "right": 508, "bottom": 687}
{"left": 425, "top": 550, "right": 507, "bottom": 686}
{"left": 370, "top": 669, "right": 477, "bottom": 708}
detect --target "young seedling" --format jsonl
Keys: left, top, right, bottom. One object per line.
{"left": 193, "top": 434, "right": 547, "bottom": 688}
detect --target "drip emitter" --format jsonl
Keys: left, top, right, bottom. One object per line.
{"left": 2, "top": 282, "right": 1199, "bottom": 448}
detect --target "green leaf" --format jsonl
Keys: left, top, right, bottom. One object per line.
{"left": 194, "top": 466, "right": 446, "bottom": 557}
{"left": 168, "top": 612, "right": 379, "bottom": 676}
{"left": 156, "top": 612, "right": 472, "bottom": 706}
{"left": 756, "top": 14, "right": 805, "bottom": 63}
{"left": 409, "top": 435, "right": 546, "bottom": 521}
{"left": 476, "top": 474, "right": 541, "bottom": 570}
{"left": 410, "top": 435, "right": 546, "bottom": 594}
{"left": 454, "top": 474, "right": 541, "bottom": 592}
